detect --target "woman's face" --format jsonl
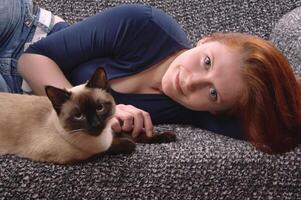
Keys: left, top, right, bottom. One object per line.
{"left": 161, "top": 41, "right": 244, "bottom": 113}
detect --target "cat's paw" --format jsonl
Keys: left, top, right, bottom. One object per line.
{"left": 153, "top": 131, "right": 177, "bottom": 143}
{"left": 119, "top": 138, "right": 136, "bottom": 154}
{"left": 135, "top": 131, "right": 177, "bottom": 144}
{"left": 105, "top": 138, "right": 136, "bottom": 155}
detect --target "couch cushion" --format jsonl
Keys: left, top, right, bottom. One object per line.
{"left": 270, "top": 6, "right": 301, "bottom": 75}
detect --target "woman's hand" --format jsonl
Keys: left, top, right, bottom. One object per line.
{"left": 111, "top": 104, "right": 154, "bottom": 138}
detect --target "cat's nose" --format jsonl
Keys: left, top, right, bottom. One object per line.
{"left": 88, "top": 117, "right": 104, "bottom": 136}
{"left": 91, "top": 116, "right": 101, "bottom": 129}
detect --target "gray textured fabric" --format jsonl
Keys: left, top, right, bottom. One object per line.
{"left": 34, "top": 0, "right": 301, "bottom": 43}
{"left": 270, "top": 6, "right": 301, "bottom": 75}
{"left": 1, "top": 124, "right": 301, "bottom": 199}
{"left": 1, "top": 0, "right": 301, "bottom": 199}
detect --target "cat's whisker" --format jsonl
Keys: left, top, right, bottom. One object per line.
{"left": 66, "top": 129, "right": 86, "bottom": 134}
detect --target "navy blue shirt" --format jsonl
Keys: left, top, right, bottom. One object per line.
{"left": 26, "top": 4, "right": 243, "bottom": 139}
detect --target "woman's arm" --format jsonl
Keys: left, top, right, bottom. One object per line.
{"left": 18, "top": 54, "right": 72, "bottom": 95}
{"left": 19, "top": 5, "right": 161, "bottom": 95}
{"left": 18, "top": 14, "right": 71, "bottom": 95}
{"left": 18, "top": 5, "right": 157, "bottom": 136}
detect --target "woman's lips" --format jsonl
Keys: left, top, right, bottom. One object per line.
{"left": 175, "top": 71, "right": 184, "bottom": 95}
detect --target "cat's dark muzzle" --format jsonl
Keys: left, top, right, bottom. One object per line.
{"left": 87, "top": 110, "right": 113, "bottom": 136}
{"left": 88, "top": 122, "right": 107, "bottom": 136}
{"left": 88, "top": 126, "right": 106, "bottom": 136}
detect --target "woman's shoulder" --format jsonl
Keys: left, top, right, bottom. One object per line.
{"left": 102, "top": 4, "right": 153, "bottom": 22}
{"left": 104, "top": 4, "right": 190, "bottom": 44}
{"left": 149, "top": 5, "right": 191, "bottom": 47}
{"left": 108, "top": 4, "right": 181, "bottom": 26}
{"left": 106, "top": 4, "right": 192, "bottom": 52}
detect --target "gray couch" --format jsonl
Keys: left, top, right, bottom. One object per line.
{"left": 1, "top": 0, "right": 300, "bottom": 199}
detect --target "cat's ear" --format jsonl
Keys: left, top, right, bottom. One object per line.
{"left": 45, "top": 86, "right": 71, "bottom": 114}
{"left": 86, "top": 67, "right": 108, "bottom": 90}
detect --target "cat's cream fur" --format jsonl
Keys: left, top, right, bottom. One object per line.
{"left": 0, "top": 84, "right": 114, "bottom": 164}
{"left": 0, "top": 68, "right": 177, "bottom": 163}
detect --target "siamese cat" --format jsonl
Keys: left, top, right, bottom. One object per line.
{"left": 0, "top": 68, "right": 176, "bottom": 164}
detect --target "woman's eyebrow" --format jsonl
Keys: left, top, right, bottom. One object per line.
{"left": 209, "top": 50, "right": 214, "bottom": 68}
{"left": 209, "top": 50, "right": 223, "bottom": 104}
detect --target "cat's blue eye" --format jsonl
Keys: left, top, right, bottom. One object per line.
{"left": 209, "top": 87, "right": 218, "bottom": 101}
{"left": 96, "top": 104, "right": 104, "bottom": 112}
{"left": 204, "top": 56, "right": 211, "bottom": 70}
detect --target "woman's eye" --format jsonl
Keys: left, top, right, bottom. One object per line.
{"left": 209, "top": 87, "right": 218, "bottom": 101}
{"left": 204, "top": 56, "right": 211, "bottom": 69}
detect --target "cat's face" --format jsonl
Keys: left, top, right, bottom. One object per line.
{"left": 59, "top": 86, "right": 115, "bottom": 136}
{"left": 45, "top": 68, "right": 115, "bottom": 136}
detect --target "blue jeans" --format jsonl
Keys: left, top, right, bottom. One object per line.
{"left": 0, "top": 0, "right": 35, "bottom": 93}
{"left": 0, "top": 0, "right": 37, "bottom": 93}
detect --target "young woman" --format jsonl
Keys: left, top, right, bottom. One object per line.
{"left": 1, "top": 0, "right": 300, "bottom": 154}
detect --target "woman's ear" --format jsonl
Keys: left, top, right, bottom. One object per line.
{"left": 197, "top": 37, "right": 210, "bottom": 46}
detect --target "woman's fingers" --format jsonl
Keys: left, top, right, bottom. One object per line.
{"left": 113, "top": 104, "right": 153, "bottom": 138}
{"left": 110, "top": 117, "right": 121, "bottom": 133}
{"left": 115, "top": 104, "right": 134, "bottom": 132}
{"left": 142, "top": 111, "right": 153, "bottom": 137}
{"left": 130, "top": 109, "right": 144, "bottom": 137}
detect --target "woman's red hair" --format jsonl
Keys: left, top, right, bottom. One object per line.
{"left": 205, "top": 32, "right": 301, "bottom": 154}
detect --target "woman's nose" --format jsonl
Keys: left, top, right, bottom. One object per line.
{"left": 186, "top": 74, "right": 207, "bottom": 92}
